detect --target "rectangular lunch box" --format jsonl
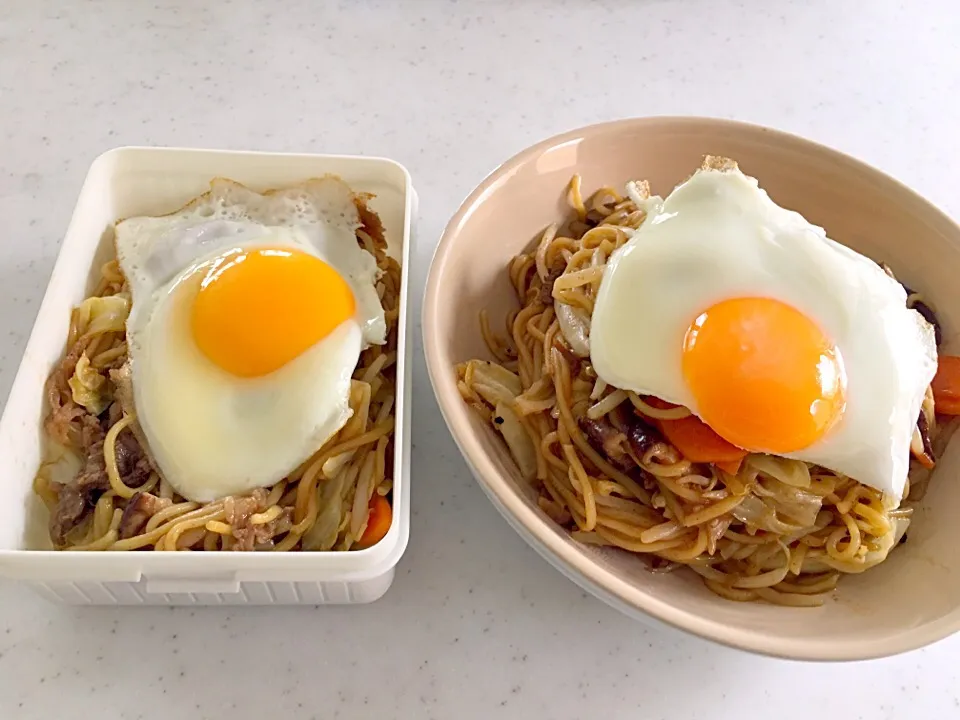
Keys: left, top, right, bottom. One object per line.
{"left": 0, "top": 147, "right": 415, "bottom": 605}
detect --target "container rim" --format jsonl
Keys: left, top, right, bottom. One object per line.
{"left": 0, "top": 146, "right": 415, "bottom": 583}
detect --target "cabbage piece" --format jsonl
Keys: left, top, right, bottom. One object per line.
{"left": 555, "top": 303, "right": 590, "bottom": 357}
{"left": 757, "top": 481, "right": 823, "bottom": 527}
{"left": 467, "top": 360, "right": 522, "bottom": 406}
{"left": 68, "top": 352, "right": 110, "bottom": 415}
{"left": 301, "top": 473, "right": 346, "bottom": 551}
{"left": 76, "top": 294, "right": 130, "bottom": 338}
{"left": 36, "top": 443, "right": 84, "bottom": 488}
{"left": 747, "top": 455, "right": 811, "bottom": 488}
{"left": 494, "top": 401, "right": 537, "bottom": 480}
{"left": 742, "top": 456, "right": 822, "bottom": 528}
{"left": 730, "top": 495, "right": 806, "bottom": 535}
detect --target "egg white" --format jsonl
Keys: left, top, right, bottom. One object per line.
{"left": 589, "top": 162, "right": 937, "bottom": 501}
{"left": 114, "top": 178, "right": 387, "bottom": 502}
{"left": 118, "top": 178, "right": 386, "bottom": 349}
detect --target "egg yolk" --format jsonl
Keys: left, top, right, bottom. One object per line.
{"left": 681, "top": 297, "right": 845, "bottom": 453}
{"left": 191, "top": 248, "right": 355, "bottom": 377}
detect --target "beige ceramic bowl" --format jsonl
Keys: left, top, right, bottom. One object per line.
{"left": 423, "top": 117, "right": 960, "bottom": 660}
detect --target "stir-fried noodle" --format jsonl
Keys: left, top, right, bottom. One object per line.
{"left": 36, "top": 199, "right": 399, "bottom": 552}
{"left": 458, "top": 175, "right": 941, "bottom": 605}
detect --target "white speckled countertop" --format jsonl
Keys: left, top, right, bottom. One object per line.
{"left": 2, "top": 1, "right": 960, "bottom": 718}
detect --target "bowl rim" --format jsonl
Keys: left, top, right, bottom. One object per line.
{"left": 422, "top": 115, "right": 960, "bottom": 661}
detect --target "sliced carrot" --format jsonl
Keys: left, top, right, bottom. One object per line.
{"left": 915, "top": 451, "right": 936, "bottom": 470}
{"left": 936, "top": 397, "right": 960, "bottom": 415}
{"left": 657, "top": 414, "right": 748, "bottom": 465}
{"left": 639, "top": 395, "right": 747, "bottom": 467}
{"left": 932, "top": 355, "right": 960, "bottom": 415}
{"left": 643, "top": 396, "right": 681, "bottom": 410}
{"left": 357, "top": 494, "right": 392, "bottom": 549}
{"left": 715, "top": 457, "right": 744, "bottom": 476}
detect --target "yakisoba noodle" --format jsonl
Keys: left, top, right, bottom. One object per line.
{"left": 35, "top": 210, "right": 399, "bottom": 552}
{"left": 458, "top": 175, "right": 943, "bottom": 606}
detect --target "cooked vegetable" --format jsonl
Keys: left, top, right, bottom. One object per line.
{"left": 657, "top": 414, "right": 747, "bottom": 465}
{"left": 467, "top": 360, "right": 523, "bottom": 406}
{"left": 730, "top": 494, "right": 805, "bottom": 535}
{"left": 555, "top": 302, "right": 590, "bottom": 357}
{"left": 301, "top": 473, "right": 346, "bottom": 551}
{"left": 76, "top": 294, "right": 130, "bottom": 338}
{"left": 494, "top": 401, "right": 537, "bottom": 479}
{"left": 635, "top": 397, "right": 747, "bottom": 468}
{"left": 67, "top": 352, "right": 109, "bottom": 415}
{"left": 715, "top": 458, "right": 743, "bottom": 476}
{"left": 579, "top": 412, "right": 664, "bottom": 472}
{"left": 747, "top": 455, "right": 811, "bottom": 489}
{"left": 356, "top": 494, "right": 392, "bottom": 549}
{"left": 623, "top": 414, "right": 661, "bottom": 460}
{"left": 37, "top": 446, "right": 84, "bottom": 488}
{"left": 932, "top": 355, "right": 960, "bottom": 415}
{"left": 579, "top": 416, "right": 632, "bottom": 470}
{"left": 755, "top": 478, "right": 823, "bottom": 528}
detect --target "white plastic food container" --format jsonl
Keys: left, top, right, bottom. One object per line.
{"left": 0, "top": 147, "right": 415, "bottom": 605}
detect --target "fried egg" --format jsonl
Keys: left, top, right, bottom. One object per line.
{"left": 115, "top": 178, "right": 386, "bottom": 502}
{"left": 589, "top": 158, "right": 937, "bottom": 501}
